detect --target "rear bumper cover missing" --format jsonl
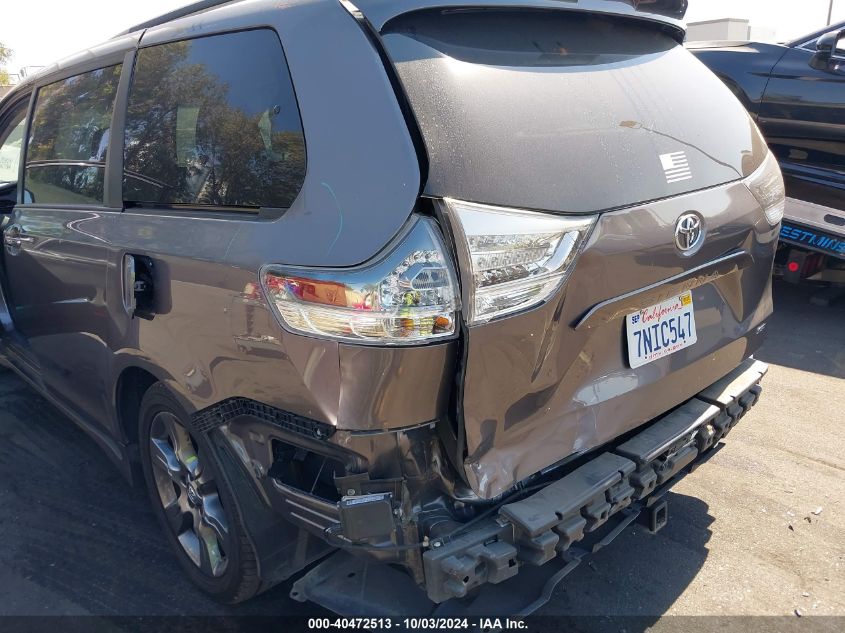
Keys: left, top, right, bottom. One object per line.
{"left": 423, "top": 358, "right": 767, "bottom": 603}
{"left": 290, "top": 358, "right": 767, "bottom": 612}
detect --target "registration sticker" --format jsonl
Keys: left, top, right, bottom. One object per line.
{"left": 626, "top": 291, "right": 698, "bottom": 369}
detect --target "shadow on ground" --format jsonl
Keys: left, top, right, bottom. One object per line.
{"left": 755, "top": 280, "right": 845, "bottom": 379}
{"left": 0, "top": 371, "right": 317, "bottom": 617}
{"left": 0, "top": 366, "right": 714, "bottom": 621}
{"left": 536, "top": 491, "right": 713, "bottom": 619}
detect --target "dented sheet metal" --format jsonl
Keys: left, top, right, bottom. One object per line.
{"left": 457, "top": 184, "right": 775, "bottom": 499}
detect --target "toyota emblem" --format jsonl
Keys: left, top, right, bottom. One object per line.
{"left": 675, "top": 213, "right": 704, "bottom": 254}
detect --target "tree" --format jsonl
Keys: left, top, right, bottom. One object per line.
{"left": 0, "top": 41, "right": 13, "bottom": 85}
{"left": 123, "top": 33, "right": 306, "bottom": 209}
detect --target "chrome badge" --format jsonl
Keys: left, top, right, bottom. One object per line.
{"left": 675, "top": 213, "right": 704, "bottom": 254}
{"left": 660, "top": 151, "right": 692, "bottom": 184}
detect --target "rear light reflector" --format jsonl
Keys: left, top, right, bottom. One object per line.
{"left": 261, "top": 216, "right": 460, "bottom": 345}
{"left": 442, "top": 198, "right": 596, "bottom": 325}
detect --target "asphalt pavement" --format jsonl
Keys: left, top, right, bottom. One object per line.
{"left": 0, "top": 280, "right": 842, "bottom": 619}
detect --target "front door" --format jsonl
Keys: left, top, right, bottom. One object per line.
{"left": 0, "top": 93, "right": 43, "bottom": 380}
{"left": 758, "top": 30, "right": 845, "bottom": 211}
{"left": 2, "top": 64, "right": 123, "bottom": 427}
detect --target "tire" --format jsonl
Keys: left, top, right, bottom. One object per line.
{"left": 138, "top": 382, "right": 261, "bottom": 603}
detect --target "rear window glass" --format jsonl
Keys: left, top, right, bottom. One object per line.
{"left": 25, "top": 65, "right": 122, "bottom": 205}
{"left": 123, "top": 29, "right": 306, "bottom": 212}
{"left": 380, "top": 9, "right": 749, "bottom": 213}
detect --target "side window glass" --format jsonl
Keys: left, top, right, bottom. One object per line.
{"left": 25, "top": 65, "right": 122, "bottom": 205}
{"left": 0, "top": 99, "right": 28, "bottom": 184}
{"left": 123, "top": 29, "right": 306, "bottom": 211}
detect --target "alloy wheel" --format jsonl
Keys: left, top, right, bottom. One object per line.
{"left": 149, "top": 411, "right": 229, "bottom": 577}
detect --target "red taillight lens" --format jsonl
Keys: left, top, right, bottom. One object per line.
{"left": 261, "top": 216, "right": 460, "bottom": 345}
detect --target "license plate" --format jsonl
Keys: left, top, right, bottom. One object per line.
{"left": 626, "top": 291, "right": 698, "bottom": 369}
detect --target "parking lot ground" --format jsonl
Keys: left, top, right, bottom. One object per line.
{"left": 0, "top": 280, "right": 842, "bottom": 619}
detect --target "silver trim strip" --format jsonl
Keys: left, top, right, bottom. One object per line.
{"left": 289, "top": 511, "right": 331, "bottom": 531}
{"left": 286, "top": 498, "right": 338, "bottom": 524}
{"left": 575, "top": 250, "right": 751, "bottom": 330}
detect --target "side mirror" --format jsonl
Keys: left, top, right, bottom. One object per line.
{"left": 816, "top": 29, "right": 845, "bottom": 59}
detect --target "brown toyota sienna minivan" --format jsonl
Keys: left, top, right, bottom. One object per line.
{"left": 0, "top": 0, "right": 783, "bottom": 614}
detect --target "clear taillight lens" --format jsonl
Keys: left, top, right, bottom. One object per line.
{"left": 442, "top": 198, "right": 596, "bottom": 325}
{"left": 745, "top": 151, "right": 786, "bottom": 226}
{"left": 261, "top": 216, "right": 460, "bottom": 345}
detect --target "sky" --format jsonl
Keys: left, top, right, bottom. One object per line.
{"left": 685, "top": 0, "right": 845, "bottom": 41}
{"left": 1, "top": 1, "right": 193, "bottom": 76}
{"left": 2, "top": 0, "right": 845, "bottom": 75}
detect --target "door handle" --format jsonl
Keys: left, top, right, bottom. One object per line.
{"left": 4, "top": 235, "right": 34, "bottom": 246}
{"left": 3, "top": 226, "right": 33, "bottom": 252}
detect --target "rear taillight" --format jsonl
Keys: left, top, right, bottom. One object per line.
{"left": 442, "top": 198, "right": 596, "bottom": 325}
{"left": 261, "top": 216, "right": 460, "bottom": 345}
{"left": 745, "top": 151, "right": 786, "bottom": 227}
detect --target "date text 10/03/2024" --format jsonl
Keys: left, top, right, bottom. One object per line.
{"left": 307, "top": 618, "right": 529, "bottom": 630}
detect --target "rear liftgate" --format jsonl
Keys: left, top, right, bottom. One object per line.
{"left": 291, "top": 359, "right": 767, "bottom": 616}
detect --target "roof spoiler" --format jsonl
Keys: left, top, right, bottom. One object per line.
{"left": 116, "top": 0, "right": 236, "bottom": 36}
{"left": 346, "top": 0, "right": 688, "bottom": 36}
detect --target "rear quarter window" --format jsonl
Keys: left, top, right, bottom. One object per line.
{"left": 123, "top": 29, "right": 306, "bottom": 213}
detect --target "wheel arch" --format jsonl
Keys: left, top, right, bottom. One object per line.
{"left": 112, "top": 355, "right": 199, "bottom": 446}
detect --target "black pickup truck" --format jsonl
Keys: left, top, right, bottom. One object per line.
{"left": 690, "top": 23, "right": 845, "bottom": 288}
